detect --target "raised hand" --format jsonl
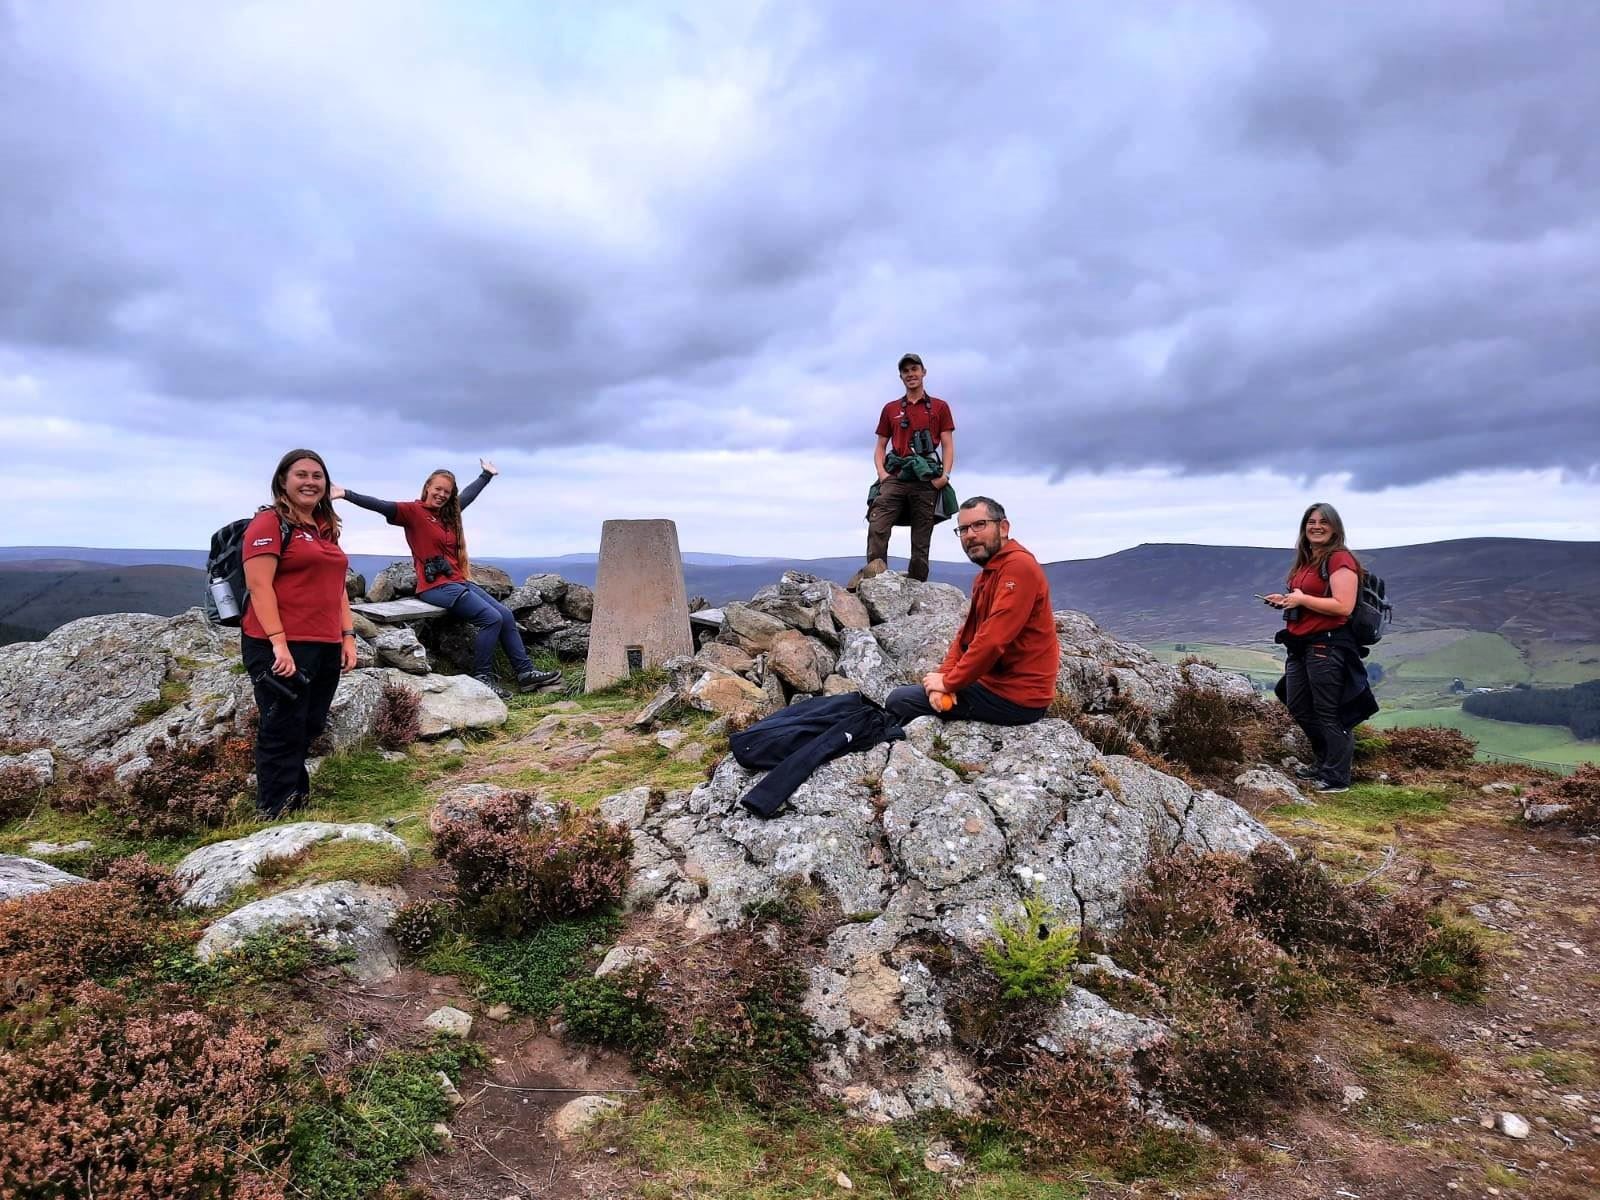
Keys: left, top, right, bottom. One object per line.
{"left": 479, "top": 458, "right": 499, "bottom": 476}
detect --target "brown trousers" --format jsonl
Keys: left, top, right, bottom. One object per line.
{"left": 866, "top": 477, "right": 938, "bottom": 581}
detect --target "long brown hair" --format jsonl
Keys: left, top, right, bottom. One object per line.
{"left": 421, "top": 469, "right": 470, "bottom": 578}
{"left": 271, "top": 449, "right": 341, "bottom": 539}
{"left": 1288, "top": 501, "right": 1357, "bottom": 584}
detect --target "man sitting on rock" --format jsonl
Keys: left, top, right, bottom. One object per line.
{"left": 885, "top": 497, "right": 1060, "bottom": 726}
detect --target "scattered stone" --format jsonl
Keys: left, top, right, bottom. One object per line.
{"left": 367, "top": 561, "right": 417, "bottom": 603}
{"left": 551, "top": 1095, "right": 622, "bottom": 1139}
{"left": 835, "top": 1170, "right": 854, "bottom": 1191}
{"left": 1342, "top": 1085, "right": 1368, "bottom": 1106}
{"left": 655, "top": 729, "right": 687, "bottom": 751}
{"left": 484, "top": 1003, "right": 513, "bottom": 1022}
{"left": 719, "top": 603, "right": 789, "bottom": 654}
{"left": 435, "top": 1070, "right": 464, "bottom": 1106}
{"left": 632, "top": 686, "right": 679, "bottom": 729}
{"left": 0, "top": 854, "right": 88, "bottom": 900}
{"left": 373, "top": 627, "right": 431, "bottom": 674}
{"left": 424, "top": 1006, "right": 474, "bottom": 1038}
{"left": 443, "top": 737, "right": 467, "bottom": 754}
{"left": 1233, "top": 766, "right": 1304, "bottom": 809}
{"left": 431, "top": 1122, "right": 454, "bottom": 1147}
{"left": 559, "top": 582, "right": 595, "bottom": 622}
{"left": 595, "top": 945, "right": 658, "bottom": 978}
{"left": 1498, "top": 1112, "right": 1531, "bottom": 1139}
{"left": 174, "top": 822, "right": 409, "bottom": 909}
{"left": 922, "top": 1140, "right": 963, "bottom": 1174}
{"left": 25, "top": 839, "right": 93, "bottom": 857}
{"left": 1523, "top": 802, "right": 1574, "bottom": 825}
{"left": 195, "top": 882, "right": 406, "bottom": 982}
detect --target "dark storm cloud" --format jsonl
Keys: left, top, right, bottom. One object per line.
{"left": 1, "top": 0, "right": 1597, "bottom": 487}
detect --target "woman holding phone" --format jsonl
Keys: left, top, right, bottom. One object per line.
{"left": 1265, "top": 502, "right": 1376, "bottom": 794}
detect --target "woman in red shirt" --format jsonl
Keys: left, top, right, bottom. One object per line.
{"left": 333, "top": 460, "right": 559, "bottom": 698}
{"left": 240, "top": 449, "right": 357, "bottom": 817}
{"left": 1265, "top": 502, "right": 1370, "bottom": 793}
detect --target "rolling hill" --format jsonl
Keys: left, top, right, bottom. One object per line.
{"left": 2, "top": 538, "right": 1596, "bottom": 653}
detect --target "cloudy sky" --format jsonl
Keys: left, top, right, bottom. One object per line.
{"left": 4, "top": 0, "right": 1597, "bottom": 564}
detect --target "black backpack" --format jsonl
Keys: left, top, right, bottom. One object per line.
{"left": 203, "top": 508, "right": 290, "bottom": 626}
{"left": 1321, "top": 558, "right": 1393, "bottom": 646}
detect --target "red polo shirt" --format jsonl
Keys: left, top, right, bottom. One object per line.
{"left": 240, "top": 511, "right": 348, "bottom": 643}
{"left": 390, "top": 501, "right": 464, "bottom": 593}
{"left": 1285, "top": 550, "right": 1359, "bottom": 637}
{"left": 939, "top": 539, "right": 1060, "bottom": 707}
{"left": 876, "top": 394, "right": 955, "bottom": 457}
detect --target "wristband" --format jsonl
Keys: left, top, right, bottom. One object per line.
{"left": 263, "top": 630, "right": 285, "bottom": 639}
{"left": 341, "top": 629, "right": 356, "bottom": 639}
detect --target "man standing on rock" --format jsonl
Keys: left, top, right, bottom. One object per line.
{"left": 884, "top": 497, "right": 1059, "bottom": 726}
{"left": 863, "top": 353, "right": 956, "bottom": 584}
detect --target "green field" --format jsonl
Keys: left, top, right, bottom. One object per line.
{"left": 1145, "top": 641, "right": 1283, "bottom": 684}
{"left": 1367, "top": 705, "right": 1599, "bottom": 772}
{"left": 1524, "top": 641, "right": 1600, "bottom": 685}
{"left": 1383, "top": 632, "right": 1531, "bottom": 685}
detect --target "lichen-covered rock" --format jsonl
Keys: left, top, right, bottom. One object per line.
{"left": 322, "top": 669, "right": 389, "bottom": 751}
{"left": 836, "top": 628, "right": 898, "bottom": 706}
{"left": 367, "top": 560, "right": 416, "bottom": 602}
{"left": 695, "top": 642, "right": 755, "bottom": 675}
{"left": 377, "top": 669, "right": 507, "bottom": 738}
{"left": 542, "top": 624, "right": 591, "bottom": 661}
{"left": 0, "top": 854, "right": 87, "bottom": 900}
{"left": 719, "top": 604, "right": 789, "bottom": 653}
{"left": 428, "top": 782, "right": 556, "bottom": 835}
{"left": 374, "top": 627, "right": 431, "bottom": 674}
{"left": 196, "top": 882, "right": 405, "bottom": 982}
{"left": 517, "top": 603, "right": 568, "bottom": 636}
{"left": 468, "top": 564, "right": 513, "bottom": 598}
{"left": 606, "top": 710, "right": 1281, "bottom": 1117}
{"left": 509, "top": 573, "right": 568, "bottom": 609}
{"left": 768, "top": 629, "right": 835, "bottom": 695}
{"left": 556, "top": 582, "right": 592, "bottom": 622}
{"left": 1053, "top": 611, "right": 1254, "bottom": 718}
{"left": 174, "top": 822, "right": 409, "bottom": 909}
{"left": 1233, "top": 766, "right": 1304, "bottom": 810}
{"left": 856, "top": 572, "right": 914, "bottom": 623}
{"left": 687, "top": 667, "right": 767, "bottom": 719}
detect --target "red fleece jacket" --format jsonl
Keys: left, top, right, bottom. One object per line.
{"left": 939, "top": 539, "right": 1060, "bottom": 707}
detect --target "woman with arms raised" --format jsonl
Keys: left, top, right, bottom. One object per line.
{"left": 333, "top": 459, "right": 560, "bottom": 698}
{"left": 1265, "top": 502, "right": 1378, "bottom": 794}
{"left": 241, "top": 449, "right": 357, "bottom": 818}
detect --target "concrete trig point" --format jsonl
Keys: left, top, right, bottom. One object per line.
{"left": 585, "top": 519, "right": 694, "bottom": 692}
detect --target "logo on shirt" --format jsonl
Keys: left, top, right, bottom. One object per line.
{"left": 251, "top": 537, "right": 274, "bottom": 546}
{"left": 1004, "top": 580, "right": 1016, "bottom": 592}
{"left": 296, "top": 530, "right": 316, "bottom": 542}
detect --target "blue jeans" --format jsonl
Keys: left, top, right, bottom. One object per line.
{"left": 885, "top": 681, "right": 1048, "bottom": 726}
{"left": 421, "top": 581, "right": 534, "bottom": 678}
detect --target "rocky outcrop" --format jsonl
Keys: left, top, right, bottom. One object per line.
{"left": 373, "top": 627, "right": 431, "bottom": 674}
{"left": 174, "top": 822, "right": 410, "bottom": 909}
{"left": 0, "top": 854, "right": 87, "bottom": 900}
{"left": 378, "top": 670, "right": 506, "bottom": 737}
{"left": 195, "top": 881, "right": 405, "bottom": 982}
{"left": 0, "top": 748, "right": 54, "bottom": 789}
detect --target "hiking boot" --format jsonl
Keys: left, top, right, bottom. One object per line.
{"left": 1292, "top": 764, "right": 1321, "bottom": 780}
{"left": 1314, "top": 779, "right": 1350, "bottom": 794}
{"left": 474, "top": 673, "right": 512, "bottom": 699}
{"left": 518, "top": 667, "right": 563, "bottom": 692}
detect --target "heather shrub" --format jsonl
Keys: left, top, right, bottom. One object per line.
{"left": 372, "top": 680, "right": 422, "bottom": 750}
{"left": 0, "top": 988, "right": 299, "bottom": 1198}
{"left": 988, "top": 1045, "right": 1138, "bottom": 1161}
{"left": 0, "top": 763, "right": 46, "bottom": 821}
{"left": 1157, "top": 679, "right": 1248, "bottom": 774}
{"left": 981, "top": 891, "right": 1080, "bottom": 1003}
{"left": 391, "top": 898, "right": 456, "bottom": 957}
{"left": 1070, "top": 713, "right": 1142, "bottom": 757}
{"left": 432, "top": 792, "right": 631, "bottom": 935}
{"left": 111, "top": 735, "right": 254, "bottom": 839}
{"left": 0, "top": 881, "right": 162, "bottom": 1007}
{"left": 52, "top": 759, "right": 124, "bottom": 814}
{"left": 1524, "top": 763, "right": 1600, "bottom": 833}
{"left": 95, "top": 852, "right": 185, "bottom": 913}
{"left": 1153, "top": 998, "right": 1299, "bottom": 1129}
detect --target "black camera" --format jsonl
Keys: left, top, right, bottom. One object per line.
{"left": 422, "top": 555, "right": 453, "bottom": 583}
{"left": 254, "top": 668, "right": 311, "bottom": 703}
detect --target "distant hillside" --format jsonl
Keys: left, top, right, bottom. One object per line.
{"left": 2, "top": 537, "right": 1595, "bottom": 649}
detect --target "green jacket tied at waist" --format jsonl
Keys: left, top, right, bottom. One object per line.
{"left": 866, "top": 451, "right": 959, "bottom": 524}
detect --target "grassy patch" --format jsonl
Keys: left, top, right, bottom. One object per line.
{"left": 615, "top": 1097, "right": 1085, "bottom": 1200}
{"left": 151, "top": 926, "right": 352, "bottom": 995}
{"left": 502, "top": 739, "right": 713, "bottom": 809}
{"left": 301, "top": 750, "right": 427, "bottom": 826}
{"left": 255, "top": 837, "right": 411, "bottom": 891}
{"left": 1271, "top": 782, "right": 1455, "bottom": 833}
{"left": 1506, "top": 1048, "right": 1597, "bottom": 1086}
{"left": 419, "top": 912, "right": 621, "bottom": 1015}
{"left": 1347, "top": 1026, "right": 1458, "bottom": 1131}
{"left": 133, "top": 676, "right": 192, "bottom": 722}
{"left": 288, "top": 1037, "right": 487, "bottom": 1199}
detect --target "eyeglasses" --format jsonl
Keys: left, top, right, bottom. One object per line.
{"left": 955, "top": 519, "right": 997, "bottom": 538}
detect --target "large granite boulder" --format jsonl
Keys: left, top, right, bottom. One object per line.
{"left": 377, "top": 669, "right": 507, "bottom": 737}
{"left": 196, "top": 882, "right": 405, "bottom": 982}
{"left": 600, "top": 713, "right": 1280, "bottom": 1118}
{"left": 0, "top": 610, "right": 256, "bottom": 775}
{"left": 0, "top": 854, "right": 87, "bottom": 900}
{"left": 174, "top": 822, "right": 410, "bottom": 909}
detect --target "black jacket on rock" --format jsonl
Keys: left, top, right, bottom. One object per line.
{"left": 730, "top": 693, "right": 906, "bottom": 818}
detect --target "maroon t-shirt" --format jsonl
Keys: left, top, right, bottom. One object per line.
{"left": 240, "top": 511, "right": 348, "bottom": 643}
{"left": 391, "top": 501, "right": 464, "bottom": 593}
{"left": 876, "top": 394, "right": 955, "bottom": 458}
{"left": 1285, "top": 549, "right": 1359, "bottom": 637}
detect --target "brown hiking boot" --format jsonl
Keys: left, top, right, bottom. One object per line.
{"left": 846, "top": 558, "right": 888, "bottom": 591}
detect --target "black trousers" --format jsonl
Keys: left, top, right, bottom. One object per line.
{"left": 885, "top": 681, "right": 1048, "bottom": 727}
{"left": 1282, "top": 639, "right": 1354, "bottom": 786}
{"left": 242, "top": 636, "right": 342, "bottom": 817}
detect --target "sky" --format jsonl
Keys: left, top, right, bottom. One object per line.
{"left": 3, "top": 0, "right": 1597, "bottom": 565}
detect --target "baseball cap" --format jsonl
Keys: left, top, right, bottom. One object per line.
{"left": 897, "top": 353, "right": 924, "bottom": 371}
